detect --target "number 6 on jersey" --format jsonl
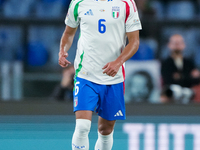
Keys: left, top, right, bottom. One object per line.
{"left": 98, "top": 19, "right": 106, "bottom": 34}
{"left": 75, "top": 81, "right": 80, "bottom": 95}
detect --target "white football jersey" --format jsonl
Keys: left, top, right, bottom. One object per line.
{"left": 65, "top": 0, "right": 142, "bottom": 85}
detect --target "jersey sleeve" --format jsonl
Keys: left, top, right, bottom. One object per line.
{"left": 124, "top": 0, "right": 142, "bottom": 32}
{"left": 64, "top": 0, "right": 82, "bottom": 28}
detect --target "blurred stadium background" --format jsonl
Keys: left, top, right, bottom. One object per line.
{"left": 0, "top": 0, "right": 200, "bottom": 150}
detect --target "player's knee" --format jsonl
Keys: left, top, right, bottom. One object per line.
{"left": 98, "top": 126, "right": 113, "bottom": 135}
{"left": 75, "top": 119, "right": 91, "bottom": 136}
{"left": 98, "top": 120, "right": 115, "bottom": 135}
{"left": 99, "top": 129, "right": 113, "bottom": 135}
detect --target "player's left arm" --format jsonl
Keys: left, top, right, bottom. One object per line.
{"left": 103, "top": 30, "right": 140, "bottom": 77}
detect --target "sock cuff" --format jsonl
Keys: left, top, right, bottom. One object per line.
{"left": 98, "top": 130, "right": 114, "bottom": 140}
{"left": 76, "top": 119, "right": 91, "bottom": 124}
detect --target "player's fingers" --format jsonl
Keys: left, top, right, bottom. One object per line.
{"left": 65, "top": 59, "right": 71, "bottom": 64}
{"left": 63, "top": 64, "right": 69, "bottom": 67}
{"left": 106, "top": 69, "right": 113, "bottom": 76}
{"left": 64, "top": 61, "right": 71, "bottom": 66}
{"left": 110, "top": 69, "right": 118, "bottom": 77}
{"left": 102, "top": 63, "right": 109, "bottom": 70}
{"left": 110, "top": 72, "right": 116, "bottom": 77}
{"left": 59, "top": 59, "right": 66, "bottom": 65}
{"left": 106, "top": 70, "right": 112, "bottom": 76}
{"left": 60, "top": 62, "right": 69, "bottom": 68}
{"left": 59, "top": 63, "right": 65, "bottom": 68}
{"left": 59, "top": 62, "right": 65, "bottom": 67}
{"left": 59, "top": 59, "right": 69, "bottom": 67}
{"left": 103, "top": 67, "right": 110, "bottom": 74}
{"left": 59, "top": 57, "right": 71, "bottom": 65}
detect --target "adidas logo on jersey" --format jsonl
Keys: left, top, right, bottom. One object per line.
{"left": 114, "top": 110, "right": 123, "bottom": 117}
{"left": 84, "top": 9, "right": 93, "bottom": 16}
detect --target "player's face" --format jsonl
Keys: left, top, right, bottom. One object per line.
{"left": 168, "top": 35, "right": 185, "bottom": 53}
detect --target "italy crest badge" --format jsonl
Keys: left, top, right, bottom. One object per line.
{"left": 112, "top": 6, "right": 120, "bottom": 19}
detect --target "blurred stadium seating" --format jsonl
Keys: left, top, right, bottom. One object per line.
{"left": 0, "top": 0, "right": 200, "bottom": 101}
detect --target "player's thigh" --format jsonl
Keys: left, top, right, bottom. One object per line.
{"left": 98, "top": 116, "right": 116, "bottom": 135}
{"left": 75, "top": 110, "right": 93, "bottom": 121}
{"left": 97, "top": 82, "right": 125, "bottom": 121}
{"left": 74, "top": 77, "right": 99, "bottom": 112}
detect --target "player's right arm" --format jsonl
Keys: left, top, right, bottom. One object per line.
{"left": 59, "top": 0, "right": 81, "bottom": 67}
{"left": 59, "top": 26, "right": 77, "bottom": 68}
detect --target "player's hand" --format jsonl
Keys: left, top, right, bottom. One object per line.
{"left": 102, "top": 60, "right": 121, "bottom": 77}
{"left": 58, "top": 51, "right": 71, "bottom": 67}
